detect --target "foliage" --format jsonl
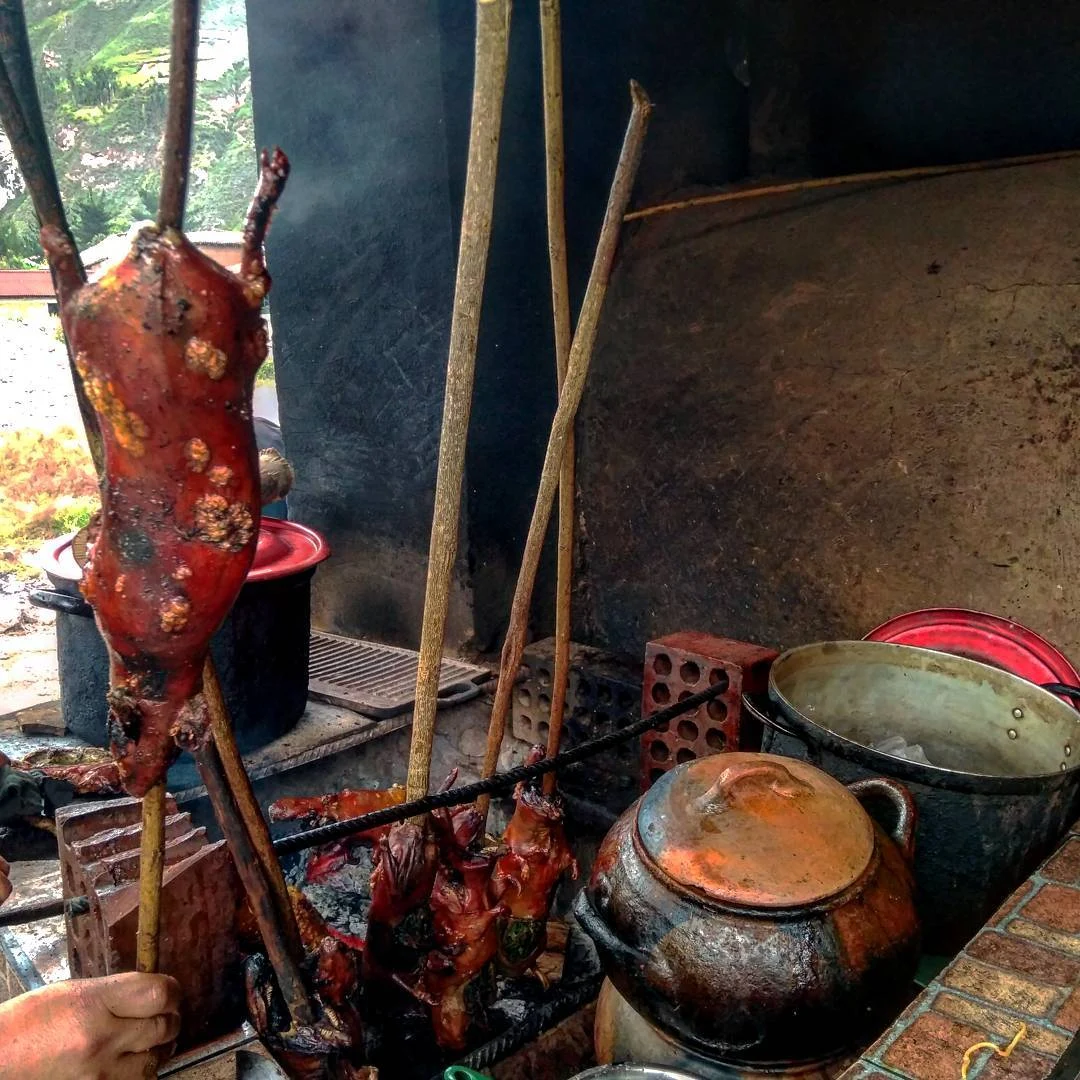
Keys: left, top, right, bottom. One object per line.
{"left": 255, "top": 353, "right": 275, "bottom": 386}
{"left": 0, "top": 0, "right": 253, "bottom": 269}
{"left": 0, "top": 426, "right": 99, "bottom": 557}
{"left": 70, "top": 189, "right": 122, "bottom": 248}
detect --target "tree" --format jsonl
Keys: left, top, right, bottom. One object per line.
{"left": 71, "top": 65, "right": 118, "bottom": 108}
{"left": 220, "top": 60, "right": 248, "bottom": 107}
{"left": 70, "top": 191, "right": 120, "bottom": 248}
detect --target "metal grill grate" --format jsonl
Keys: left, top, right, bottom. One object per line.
{"left": 308, "top": 631, "right": 488, "bottom": 718}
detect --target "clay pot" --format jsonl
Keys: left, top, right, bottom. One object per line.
{"left": 574, "top": 753, "right": 920, "bottom": 1067}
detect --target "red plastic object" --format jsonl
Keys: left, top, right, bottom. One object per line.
{"left": 865, "top": 608, "right": 1080, "bottom": 702}
{"left": 40, "top": 517, "right": 329, "bottom": 585}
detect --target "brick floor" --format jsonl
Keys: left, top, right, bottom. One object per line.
{"left": 1042, "top": 838, "right": 1080, "bottom": 885}
{"left": 965, "top": 932, "right": 1080, "bottom": 988}
{"left": 842, "top": 819, "right": 1080, "bottom": 1080}
{"left": 1019, "top": 884, "right": 1080, "bottom": 935}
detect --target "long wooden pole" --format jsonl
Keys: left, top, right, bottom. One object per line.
{"left": 135, "top": 0, "right": 201, "bottom": 1009}
{"left": 406, "top": 0, "right": 512, "bottom": 803}
{"left": 195, "top": 739, "right": 313, "bottom": 1026}
{"left": 538, "top": 0, "right": 574, "bottom": 795}
{"left": 478, "top": 82, "right": 652, "bottom": 822}
{"left": 0, "top": 6, "right": 102, "bottom": 472}
{"left": 623, "top": 148, "right": 1080, "bottom": 223}
{"left": 157, "top": 0, "right": 200, "bottom": 231}
{"left": 202, "top": 660, "right": 304, "bottom": 963}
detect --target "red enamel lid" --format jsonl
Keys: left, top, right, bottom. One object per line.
{"left": 38, "top": 517, "right": 329, "bottom": 584}
{"left": 865, "top": 608, "right": 1080, "bottom": 707}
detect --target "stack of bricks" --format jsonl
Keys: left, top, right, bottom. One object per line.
{"left": 842, "top": 823, "right": 1080, "bottom": 1080}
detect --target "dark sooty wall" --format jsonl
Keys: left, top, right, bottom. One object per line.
{"left": 575, "top": 3, "right": 1080, "bottom": 661}
{"left": 245, "top": 0, "right": 744, "bottom": 651}
{"left": 247, "top": 0, "right": 1080, "bottom": 664}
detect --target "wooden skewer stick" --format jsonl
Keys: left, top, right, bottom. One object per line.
{"left": 133, "top": 2, "right": 204, "bottom": 1017}
{"left": 195, "top": 738, "right": 314, "bottom": 1027}
{"left": 406, "top": 0, "right": 513, "bottom": 803}
{"left": 202, "top": 659, "right": 305, "bottom": 964}
{"left": 135, "top": 784, "right": 165, "bottom": 972}
{"left": 158, "top": 0, "right": 200, "bottom": 231}
{"left": 538, "top": 0, "right": 574, "bottom": 796}
{"left": 478, "top": 82, "right": 652, "bottom": 822}
{"left": 0, "top": 13, "right": 102, "bottom": 472}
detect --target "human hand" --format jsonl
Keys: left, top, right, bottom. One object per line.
{"left": 0, "top": 855, "right": 10, "bottom": 905}
{"left": 0, "top": 971, "right": 181, "bottom": 1080}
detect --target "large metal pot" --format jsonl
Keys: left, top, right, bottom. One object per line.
{"left": 573, "top": 752, "right": 920, "bottom": 1068}
{"left": 31, "top": 518, "right": 328, "bottom": 787}
{"left": 757, "top": 640, "right": 1080, "bottom": 954}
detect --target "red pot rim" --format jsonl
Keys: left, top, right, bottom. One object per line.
{"left": 865, "top": 607, "right": 1080, "bottom": 707}
{"left": 38, "top": 517, "right": 330, "bottom": 585}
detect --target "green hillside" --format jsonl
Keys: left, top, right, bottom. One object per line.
{"left": 0, "top": 0, "right": 254, "bottom": 267}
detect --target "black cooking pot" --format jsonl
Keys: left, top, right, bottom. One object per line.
{"left": 754, "top": 640, "right": 1080, "bottom": 954}
{"left": 31, "top": 518, "right": 329, "bottom": 789}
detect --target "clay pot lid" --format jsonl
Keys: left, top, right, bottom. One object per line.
{"left": 636, "top": 752, "right": 874, "bottom": 909}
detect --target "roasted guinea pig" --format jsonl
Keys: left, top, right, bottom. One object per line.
{"left": 40, "top": 149, "right": 288, "bottom": 797}
{"left": 488, "top": 747, "right": 578, "bottom": 975}
{"left": 422, "top": 850, "right": 505, "bottom": 1051}
{"left": 269, "top": 786, "right": 407, "bottom": 885}
{"left": 242, "top": 886, "right": 368, "bottom": 1080}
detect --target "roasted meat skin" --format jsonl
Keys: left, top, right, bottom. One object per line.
{"left": 365, "top": 820, "right": 438, "bottom": 985}
{"left": 41, "top": 150, "right": 289, "bottom": 797}
{"left": 13, "top": 748, "right": 124, "bottom": 796}
{"left": 423, "top": 854, "right": 506, "bottom": 1050}
{"left": 270, "top": 786, "right": 406, "bottom": 885}
{"left": 489, "top": 747, "right": 578, "bottom": 975}
{"left": 243, "top": 886, "right": 367, "bottom": 1080}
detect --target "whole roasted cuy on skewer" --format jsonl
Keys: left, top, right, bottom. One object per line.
{"left": 41, "top": 149, "right": 289, "bottom": 797}
{"left": 489, "top": 746, "right": 578, "bottom": 976}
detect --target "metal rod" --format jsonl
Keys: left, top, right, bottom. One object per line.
{"left": 538, "top": 0, "right": 574, "bottom": 796}
{"left": 5, "top": 685, "right": 723, "bottom": 929}
{"left": 477, "top": 81, "right": 653, "bottom": 824}
{"left": 157, "top": 0, "right": 200, "bottom": 230}
{"left": 0, "top": 894, "right": 88, "bottom": 929}
{"left": 278, "top": 675, "right": 714, "bottom": 856}
{"left": 195, "top": 739, "right": 314, "bottom": 1026}
{"left": 135, "top": 781, "right": 166, "bottom": 973}
{"left": 407, "top": 0, "right": 512, "bottom": 803}
{"left": 203, "top": 658, "right": 304, "bottom": 963}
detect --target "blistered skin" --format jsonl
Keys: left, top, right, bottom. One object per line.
{"left": 489, "top": 747, "right": 579, "bottom": 975}
{"left": 41, "top": 150, "right": 289, "bottom": 797}
{"left": 424, "top": 856, "right": 506, "bottom": 1050}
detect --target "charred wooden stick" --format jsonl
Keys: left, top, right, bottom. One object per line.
{"left": 407, "top": 0, "right": 512, "bottom": 803}
{"left": 477, "top": 82, "right": 652, "bottom": 822}
{"left": 0, "top": 8, "right": 102, "bottom": 471}
{"left": 158, "top": 0, "right": 200, "bottom": 230}
{"left": 195, "top": 738, "right": 314, "bottom": 1027}
{"left": 539, "top": 0, "right": 574, "bottom": 796}
{"left": 203, "top": 659, "right": 304, "bottom": 964}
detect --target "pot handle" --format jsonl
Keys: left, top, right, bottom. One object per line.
{"left": 435, "top": 681, "right": 482, "bottom": 708}
{"left": 742, "top": 692, "right": 802, "bottom": 740}
{"left": 29, "top": 589, "right": 94, "bottom": 618}
{"left": 1041, "top": 683, "right": 1080, "bottom": 704}
{"left": 572, "top": 889, "right": 648, "bottom": 975}
{"left": 846, "top": 777, "right": 917, "bottom": 861}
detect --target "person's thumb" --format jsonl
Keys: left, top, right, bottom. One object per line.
{"left": 98, "top": 973, "right": 181, "bottom": 1020}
